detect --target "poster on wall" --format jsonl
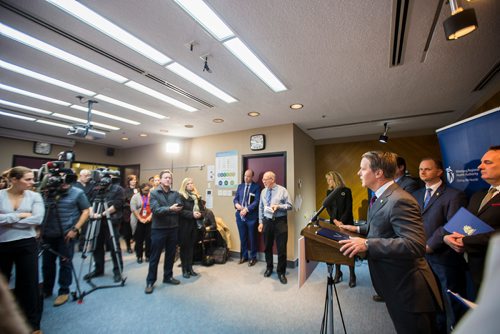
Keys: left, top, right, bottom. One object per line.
{"left": 436, "top": 107, "right": 500, "bottom": 197}
{"left": 215, "top": 150, "right": 238, "bottom": 188}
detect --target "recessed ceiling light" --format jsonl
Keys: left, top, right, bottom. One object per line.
{"left": 159, "top": 129, "right": 169, "bottom": 133}
{"left": 47, "top": 0, "right": 172, "bottom": 65}
{"left": 70, "top": 105, "right": 140, "bottom": 125}
{"left": 166, "top": 62, "right": 237, "bottom": 103}
{"left": 124, "top": 81, "right": 197, "bottom": 112}
{"left": 173, "top": 0, "right": 235, "bottom": 41}
{"left": 0, "top": 83, "right": 71, "bottom": 106}
{"left": 139, "top": 133, "right": 148, "bottom": 137}
{"left": 95, "top": 94, "right": 168, "bottom": 119}
{"left": 0, "top": 23, "right": 128, "bottom": 83}
{"left": 0, "top": 59, "right": 96, "bottom": 96}
{"left": 212, "top": 118, "right": 224, "bottom": 123}
{"left": 223, "top": 38, "right": 287, "bottom": 92}
{"left": 290, "top": 103, "right": 303, "bottom": 110}
{"left": 248, "top": 111, "right": 260, "bottom": 117}
{"left": 121, "top": 137, "right": 129, "bottom": 141}
{"left": 0, "top": 110, "right": 36, "bottom": 121}
{"left": 0, "top": 99, "right": 52, "bottom": 115}
{"left": 184, "top": 124, "right": 194, "bottom": 128}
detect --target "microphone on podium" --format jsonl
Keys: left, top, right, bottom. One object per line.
{"left": 309, "top": 187, "right": 341, "bottom": 225}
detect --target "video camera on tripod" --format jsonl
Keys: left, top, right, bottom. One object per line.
{"left": 91, "top": 168, "right": 120, "bottom": 194}
{"left": 37, "top": 151, "right": 77, "bottom": 198}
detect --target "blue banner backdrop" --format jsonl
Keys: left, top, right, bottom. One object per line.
{"left": 436, "top": 107, "right": 500, "bottom": 197}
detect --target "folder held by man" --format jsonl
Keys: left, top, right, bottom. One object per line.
{"left": 444, "top": 207, "right": 494, "bottom": 236}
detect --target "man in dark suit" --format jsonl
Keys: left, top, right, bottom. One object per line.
{"left": 340, "top": 151, "right": 442, "bottom": 334}
{"left": 395, "top": 156, "right": 420, "bottom": 194}
{"left": 233, "top": 169, "right": 261, "bottom": 266}
{"left": 414, "top": 158, "right": 467, "bottom": 333}
{"left": 444, "top": 145, "right": 500, "bottom": 295}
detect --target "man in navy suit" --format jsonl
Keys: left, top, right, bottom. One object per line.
{"left": 233, "top": 169, "right": 261, "bottom": 266}
{"left": 340, "top": 151, "right": 442, "bottom": 334}
{"left": 414, "top": 158, "right": 467, "bottom": 333}
{"left": 444, "top": 145, "right": 500, "bottom": 295}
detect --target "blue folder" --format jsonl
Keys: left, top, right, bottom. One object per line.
{"left": 444, "top": 207, "right": 494, "bottom": 236}
{"left": 316, "top": 228, "right": 350, "bottom": 241}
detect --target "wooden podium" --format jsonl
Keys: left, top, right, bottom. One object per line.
{"left": 301, "top": 220, "right": 365, "bottom": 334}
{"left": 300, "top": 220, "right": 365, "bottom": 265}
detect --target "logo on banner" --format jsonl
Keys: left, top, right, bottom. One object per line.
{"left": 446, "top": 166, "right": 455, "bottom": 184}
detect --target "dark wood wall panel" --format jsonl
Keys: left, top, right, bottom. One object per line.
{"left": 315, "top": 134, "right": 441, "bottom": 220}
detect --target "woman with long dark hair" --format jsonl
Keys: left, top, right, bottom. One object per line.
{"left": 131, "top": 183, "right": 152, "bottom": 263}
{"left": 122, "top": 175, "right": 138, "bottom": 253}
{"left": 325, "top": 170, "right": 356, "bottom": 287}
{"left": 0, "top": 166, "right": 44, "bottom": 332}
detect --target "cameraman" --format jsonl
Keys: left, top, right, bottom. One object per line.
{"left": 41, "top": 179, "right": 90, "bottom": 307}
{"left": 85, "top": 176, "right": 125, "bottom": 283}
{"left": 73, "top": 169, "right": 96, "bottom": 252}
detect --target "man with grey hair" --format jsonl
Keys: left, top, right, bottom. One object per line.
{"left": 339, "top": 151, "right": 442, "bottom": 334}
{"left": 258, "top": 171, "right": 292, "bottom": 284}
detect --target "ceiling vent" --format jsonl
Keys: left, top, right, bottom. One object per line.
{"left": 390, "top": 0, "right": 410, "bottom": 67}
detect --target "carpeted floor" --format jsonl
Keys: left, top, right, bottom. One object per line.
{"left": 39, "top": 247, "right": 396, "bottom": 334}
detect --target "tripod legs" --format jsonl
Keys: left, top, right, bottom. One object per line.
{"left": 321, "top": 264, "right": 347, "bottom": 334}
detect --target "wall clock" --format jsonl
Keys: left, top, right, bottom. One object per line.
{"left": 33, "top": 141, "right": 52, "bottom": 155}
{"left": 250, "top": 134, "right": 265, "bottom": 151}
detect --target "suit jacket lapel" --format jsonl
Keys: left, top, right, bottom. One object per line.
{"left": 368, "top": 183, "right": 395, "bottom": 220}
{"left": 422, "top": 184, "right": 445, "bottom": 213}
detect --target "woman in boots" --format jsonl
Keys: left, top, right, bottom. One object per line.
{"left": 325, "top": 171, "right": 356, "bottom": 287}
{"left": 178, "top": 178, "right": 204, "bottom": 278}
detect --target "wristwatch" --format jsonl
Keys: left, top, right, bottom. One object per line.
{"left": 364, "top": 239, "right": 368, "bottom": 249}
{"left": 71, "top": 226, "right": 81, "bottom": 234}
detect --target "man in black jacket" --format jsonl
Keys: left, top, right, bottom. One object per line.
{"left": 84, "top": 179, "right": 124, "bottom": 283}
{"left": 145, "top": 170, "right": 183, "bottom": 294}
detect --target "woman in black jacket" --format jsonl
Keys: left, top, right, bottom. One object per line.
{"left": 178, "top": 178, "right": 204, "bottom": 278}
{"left": 325, "top": 171, "right": 356, "bottom": 287}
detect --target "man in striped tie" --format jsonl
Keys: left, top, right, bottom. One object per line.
{"left": 258, "top": 171, "right": 292, "bottom": 284}
{"left": 414, "top": 158, "right": 467, "bottom": 333}
{"left": 444, "top": 145, "right": 500, "bottom": 295}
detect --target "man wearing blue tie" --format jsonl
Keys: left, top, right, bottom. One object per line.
{"left": 258, "top": 171, "right": 292, "bottom": 284}
{"left": 233, "top": 169, "right": 261, "bottom": 266}
{"left": 414, "top": 158, "right": 467, "bottom": 333}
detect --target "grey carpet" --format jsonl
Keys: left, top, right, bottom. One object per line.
{"left": 40, "top": 249, "right": 396, "bottom": 334}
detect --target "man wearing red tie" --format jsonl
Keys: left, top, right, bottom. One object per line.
{"left": 444, "top": 145, "right": 500, "bottom": 295}
{"left": 233, "top": 169, "right": 261, "bottom": 266}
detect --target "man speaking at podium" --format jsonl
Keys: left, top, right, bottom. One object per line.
{"left": 339, "top": 151, "right": 442, "bottom": 334}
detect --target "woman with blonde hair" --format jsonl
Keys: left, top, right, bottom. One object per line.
{"left": 324, "top": 170, "right": 356, "bottom": 287}
{"left": 0, "top": 166, "right": 44, "bottom": 332}
{"left": 178, "top": 178, "right": 204, "bottom": 278}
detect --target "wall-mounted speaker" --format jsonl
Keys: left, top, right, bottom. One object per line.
{"left": 106, "top": 147, "right": 115, "bottom": 156}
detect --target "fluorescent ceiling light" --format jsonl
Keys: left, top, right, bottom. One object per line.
{"left": 95, "top": 94, "right": 169, "bottom": 119}
{"left": 0, "top": 83, "right": 71, "bottom": 106}
{"left": 0, "top": 99, "right": 52, "bottom": 115}
{"left": 47, "top": 0, "right": 172, "bottom": 65}
{"left": 0, "top": 110, "right": 36, "bottom": 121}
{"left": 70, "top": 105, "right": 140, "bottom": 125}
{"left": 173, "top": 0, "right": 235, "bottom": 41}
{"left": 0, "top": 23, "right": 128, "bottom": 83}
{"left": 166, "top": 63, "right": 237, "bottom": 103}
{"left": 0, "top": 59, "right": 96, "bottom": 96}
{"left": 223, "top": 38, "right": 287, "bottom": 92}
{"left": 125, "top": 81, "right": 198, "bottom": 112}
{"left": 36, "top": 119, "right": 71, "bottom": 129}
{"left": 52, "top": 113, "right": 119, "bottom": 130}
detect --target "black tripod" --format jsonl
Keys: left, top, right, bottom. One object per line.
{"left": 78, "top": 194, "right": 126, "bottom": 300}
{"left": 39, "top": 196, "right": 83, "bottom": 302}
{"left": 321, "top": 263, "right": 347, "bottom": 334}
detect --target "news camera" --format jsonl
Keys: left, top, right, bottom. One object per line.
{"left": 91, "top": 168, "right": 120, "bottom": 193}
{"left": 37, "top": 151, "right": 77, "bottom": 198}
